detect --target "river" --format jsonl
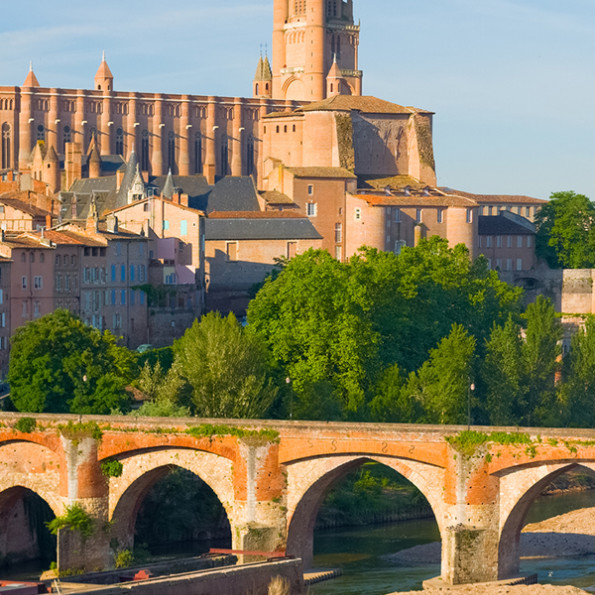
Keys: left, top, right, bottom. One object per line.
{"left": 310, "top": 490, "right": 595, "bottom": 594}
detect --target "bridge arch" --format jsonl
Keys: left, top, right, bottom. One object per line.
{"left": 108, "top": 448, "right": 234, "bottom": 551}
{"left": 285, "top": 454, "right": 446, "bottom": 569}
{"left": 497, "top": 460, "right": 595, "bottom": 578}
{"left": 0, "top": 485, "right": 59, "bottom": 567}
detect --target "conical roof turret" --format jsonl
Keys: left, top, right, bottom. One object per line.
{"left": 254, "top": 55, "right": 272, "bottom": 81}
{"left": 162, "top": 169, "right": 175, "bottom": 199}
{"left": 95, "top": 52, "right": 114, "bottom": 91}
{"left": 23, "top": 62, "right": 40, "bottom": 87}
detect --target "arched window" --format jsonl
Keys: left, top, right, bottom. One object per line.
{"left": 115, "top": 127, "right": 124, "bottom": 156}
{"left": 36, "top": 124, "right": 45, "bottom": 142}
{"left": 1, "top": 123, "right": 10, "bottom": 170}
{"left": 246, "top": 134, "right": 255, "bottom": 176}
{"left": 194, "top": 132, "right": 202, "bottom": 174}
{"left": 220, "top": 135, "right": 229, "bottom": 176}
{"left": 167, "top": 131, "right": 176, "bottom": 173}
{"left": 141, "top": 129, "right": 149, "bottom": 171}
{"left": 63, "top": 125, "right": 71, "bottom": 152}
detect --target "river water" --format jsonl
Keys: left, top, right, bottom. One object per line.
{"left": 311, "top": 490, "right": 595, "bottom": 594}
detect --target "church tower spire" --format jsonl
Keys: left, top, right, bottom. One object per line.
{"left": 253, "top": 50, "right": 273, "bottom": 98}
{"left": 271, "top": 0, "right": 362, "bottom": 101}
{"left": 23, "top": 62, "right": 40, "bottom": 87}
{"left": 94, "top": 51, "right": 114, "bottom": 92}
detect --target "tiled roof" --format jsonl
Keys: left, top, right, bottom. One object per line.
{"left": 0, "top": 196, "right": 52, "bottom": 217}
{"left": 359, "top": 175, "right": 439, "bottom": 193}
{"left": 107, "top": 196, "right": 204, "bottom": 216}
{"left": 149, "top": 174, "right": 212, "bottom": 210}
{"left": 441, "top": 188, "right": 547, "bottom": 205}
{"left": 28, "top": 229, "right": 105, "bottom": 246}
{"left": 208, "top": 210, "right": 303, "bottom": 219}
{"left": 205, "top": 217, "right": 322, "bottom": 241}
{"left": 286, "top": 166, "right": 357, "bottom": 179}
{"left": 260, "top": 190, "right": 296, "bottom": 205}
{"left": 353, "top": 194, "right": 476, "bottom": 208}
{"left": 478, "top": 215, "right": 536, "bottom": 235}
{"left": 205, "top": 176, "right": 261, "bottom": 213}
{"left": 1, "top": 235, "right": 54, "bottom": 249}
{"left": 268, "top": 95, "right": 432, "bottom": 116}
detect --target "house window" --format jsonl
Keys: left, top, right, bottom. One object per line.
{"left": 120, "top": 264, "right": 126, "bottom": 282}
{"left": 437, "top": 209, "right": 443, "bottom": 224}
{"left": 335, "top": 245, "right": 342, "bottom": 261}
{"left": 111, "top": 265, "right": 116, "bottom": 282}
{"left": 416, "top": 209, "right": 422, "bottom": 223}
{"left": 394, "top": 208, "right": 401, "bottom": 223}
{"left": 180, "top": 220, "right": 188, "bottom": 236}
{"left": 506, "top": 258, "right": 512, "bottom": 271}
{"left": 495, "top": 259, "right": 502, "bottom": 270}
{"left": 226, "top": 241, "right": 238, "bottom": 261}
{"left": 525, "top": 207, "right": 531, "bottom": 217}
{"left": 496, "top": 236, "right": 502, "bottom": 248}
{"left": 486, "top": 236, "right": 492, "bottom": 248}
{"left": 306, "top": 202, "right": 317, "bottom": 217}
{"left": 466, "top": 208, "right": 473, "bottom": 223}
{"left": 527, "top": 236, "right": 532, "bottom": 248}
{"left": 130, "top": 265, "right": 135, "bottom": 282}
{"left": 121, "top": 289, "right": 126, "bottom": 305}
{"left": 307, "top": 184, "right": 314, "bottom": 195}
{"left": 34, "top": 276, "right": 42, "bottom": 289}
{"left": 111, "top": 290, "right": 116, "bottom": 305}
{"left": 354, "top": 208, "right": 362, "bottom": 221}
{"left": 139, "top": 265, "right": 146, "bottom": 282}
{"left": 22, "top": 302, "right": 27, "bottom": 316}
{"left": 517, "top": 236, "right": 523, "bottom": 248}
{"left": 164, "top": 220, "right": 170, "bottom": 231}
{"left": 1, "top": 312, "right": 5, "bottom": 328}
{"left": 140, "top": 291, "right": 145, "bottom": 305}
{"left": 507, "top": 236, "right": 512, "bottom": 248}
{"left": 21, "top": 276, "right": 27, "bottom": 289}
{"left": 478, "top": 236, "right": 482, "bottom": 248}
{"left": 516, "top": 258, "right": 523, "bottom": 271}
{"left": 335, "top": 223, "right": 342, "bottom": 243}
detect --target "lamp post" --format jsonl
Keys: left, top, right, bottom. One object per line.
{"left": 467, "top": 383, "right": 475, "bottom": 431}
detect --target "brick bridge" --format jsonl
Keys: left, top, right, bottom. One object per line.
{"left": 1, "top": 413, "right": 594, "bottom": 586}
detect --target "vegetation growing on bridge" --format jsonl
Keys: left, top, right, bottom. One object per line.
{"left": 186, "top": 424, "right": 279, "bottom": 443}
{"left": 100, "top": 458, "right": 124, "bottom": 478}
{"left": 47, "top": 503, "right": 94, "bottom": 538}
{"left": 445, "top": 430, "right": 532, "bottom": 457}
{"left": 57, "top": 421, "right": 103, "bottom": 444}
{"left": 13, "top": 417, "right": 37, "bottom": 433}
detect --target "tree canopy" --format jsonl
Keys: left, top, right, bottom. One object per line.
{"left": 247, "top": 240, "right": 522, "bottom": 421}
{"left": 8, "top": 310, "right": 136, "bottom": 414}
{"left": 535, "top": 191, "right": 595, "bottom": 268}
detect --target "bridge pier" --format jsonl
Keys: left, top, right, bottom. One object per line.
{"left": 56, "top": 434, "right": 111, "bottom": 574}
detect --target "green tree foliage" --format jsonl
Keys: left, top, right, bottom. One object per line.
{"left": 8, "top": 310, "right": 136, "bottom": 414}
{"left": 535, "top": 191, "right": 595, "bottom": 268}
{"left": 407, "top": 324, "right": 476, "bottom": 424}
{"left": 173, "top": 312, "right": 278, "bottom": 418}
{"left": 558, "top": 317, "right": 595, "bottom": 427}
{"left": 481, "top": 318, "right": 525, "bottom": 426}
{"left": 247, "top": 241, "right": 521, "bottom": 420}
{"left": 521, "top": 296, "right": 562, "bottom": 426}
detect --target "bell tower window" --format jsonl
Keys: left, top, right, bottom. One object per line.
{"left": 1, "top": 123, "right": 11, "bottom": 169}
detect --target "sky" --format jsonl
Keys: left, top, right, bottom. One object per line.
{"left": 1, "top": 0, "right": 594, "bottom": 200}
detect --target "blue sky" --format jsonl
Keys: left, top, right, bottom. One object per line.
{"left": 1, "top": 0, "right": 594, "bottom": 199}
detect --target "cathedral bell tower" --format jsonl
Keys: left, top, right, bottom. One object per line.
{"left": 272, "top": 0, "right": 362, "bottom": 101}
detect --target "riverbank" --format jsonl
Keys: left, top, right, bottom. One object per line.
{"left": 386, "top": 507, "right": 595, "bottom": 594}
{"left": 385, "top": 507, "right": 595, "bottom": 567}
{"left": 390, "top": 585, "right": 589, "bottom": 594}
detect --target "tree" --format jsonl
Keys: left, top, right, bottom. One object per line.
{"left": 535, "top": 191, "right": 595, "bottom": 268}
{"left": 404, "top": 324, "right": 476, "bottom": 425}
{"left": 368, "top": 364, "right": 422, "bottom": 423}
{"left": 247, "top": 250, "right": 381, "bottom": 419}
{"left": 173, "top": 312, "right": 278, "bottom": 418}
{"left": 521, "top": 296, "right": 562, "bottom": 426}
{"left": 8, "top": 310, "right": 136, "bottom": 414}
{"left": 480, "top": 318, "right": 525, "bottom": 426}
{"left": 558, "top": 317, "right": 595, "bottom": 427}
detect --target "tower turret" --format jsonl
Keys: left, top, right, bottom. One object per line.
{"left": 94, "top": 52, "right": 114, "bottom": 92}
{"left": 272, "top": 0, "right": 362, "bottom": 101}
{"left": 23, "top": 62, "right": 40, "bottom": 87}
{"left": 253, "top": 54, "right": 273, "bottom": 98}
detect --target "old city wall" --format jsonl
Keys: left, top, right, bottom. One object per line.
{"left": 0, "top": 413, "right": 593, "bottom": 585}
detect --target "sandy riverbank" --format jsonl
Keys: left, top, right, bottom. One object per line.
{"left": 386, "top": 507, "right": 595, "bottom": 594}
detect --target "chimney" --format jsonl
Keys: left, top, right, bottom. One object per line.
{"left": 106, "top": 214, "right": 119, "bottom": 233}
{"left": 180, "top": 193, "right": 189, "bottom": 207}
{"left": 45, "top": 214, "right": 52, "bottom": 230}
